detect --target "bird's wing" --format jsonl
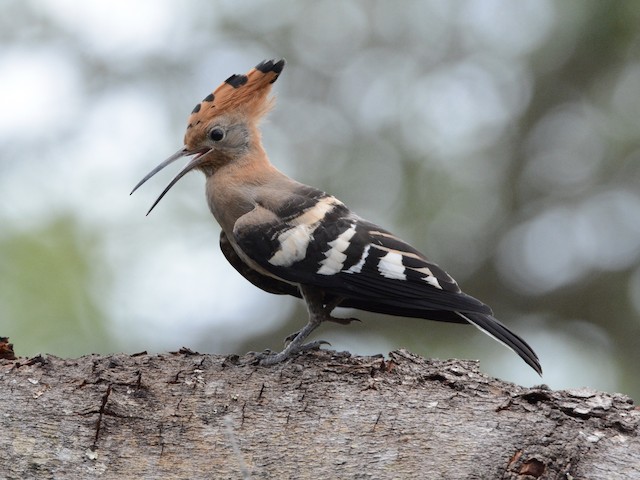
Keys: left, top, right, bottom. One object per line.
{"left": 232, "top": 189, "right": 491, "bottom": 316}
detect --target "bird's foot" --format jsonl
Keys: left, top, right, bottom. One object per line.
{"left": 242, "top": 349, "right": 273, "bottom": 365}
{"left": 256, "top": 286, "right": 344, "bottom": 366}
{"left": 256, "top": 340, "right": 331, "bottom": 366}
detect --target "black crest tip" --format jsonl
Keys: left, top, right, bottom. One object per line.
{"left": 225, "top": 74, "right": 249, "bottom": 88}
{"left": 256, "top": 58, "right": 286, "bottom": 74}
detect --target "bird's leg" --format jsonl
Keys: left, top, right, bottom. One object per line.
{"left": 282, "top": 294, "right": 359, "bottom": 344}
{"left": 259, "top": 286, "right": 337, "bottom": 366}
{"left": 323, "top": 296, "right": 360, "bottom": 325}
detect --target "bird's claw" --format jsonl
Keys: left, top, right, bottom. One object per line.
{"left": 257, "top": 340, "right": 331, "bottom": 366}
{"left": 242, "top": 349, "right": 274, "bottom": 365}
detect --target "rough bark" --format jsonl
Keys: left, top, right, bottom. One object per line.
{"left": 1, "top": 349, "right": 638, "bottom": 480}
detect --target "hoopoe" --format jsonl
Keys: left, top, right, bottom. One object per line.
{"left": 132, "top": 59, "right": 542, "bottom": 375}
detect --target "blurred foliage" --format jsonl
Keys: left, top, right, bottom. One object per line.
{"left": 0, "top": 1, "right": 639, "bottom": 398}
{"left": 0, "top": 216, "right": 115, "bottom": 355}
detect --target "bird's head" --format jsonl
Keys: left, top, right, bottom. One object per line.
{"left": 131, "top": 58, "right": 285, "bottom": 214}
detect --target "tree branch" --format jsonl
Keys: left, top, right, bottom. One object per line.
{"left": 1, "top": 349, "right": 638, "bottom": 479}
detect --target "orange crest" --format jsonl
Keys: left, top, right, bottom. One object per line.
{"left": 184, "top": 59, "right": 285, "bottom": 147}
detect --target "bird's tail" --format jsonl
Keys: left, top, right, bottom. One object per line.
{"left": 457, "top": 311, "right": 542, "bottom": 376}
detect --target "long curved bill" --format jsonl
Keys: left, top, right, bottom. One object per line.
{"left": 130, "top": 147, "right": 210, "bottom": 216}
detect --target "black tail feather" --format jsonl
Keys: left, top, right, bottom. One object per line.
{"left": 457, "top": 311, "right": 542, "bottom": 376}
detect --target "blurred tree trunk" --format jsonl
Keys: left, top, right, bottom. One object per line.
{"left": 1, "top": 349, "right": 638, "bottom": 479}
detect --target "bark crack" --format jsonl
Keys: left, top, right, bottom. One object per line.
{"left": 92, "top": 383, "right": 112, "bottom": 451}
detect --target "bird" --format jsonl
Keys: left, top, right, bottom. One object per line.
{"left": 131, "top": 58, "right": 542, "bottom": 375}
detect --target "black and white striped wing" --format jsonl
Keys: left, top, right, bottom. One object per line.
{"left": 233, "top": 190, "right": 490, "bottom": 318}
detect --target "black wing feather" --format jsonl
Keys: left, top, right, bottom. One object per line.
{"left": 225, "top": 226, "right": 470, "bottom": 323}
{"left": 234, "top": 202, "right": 491, "bottom": 316}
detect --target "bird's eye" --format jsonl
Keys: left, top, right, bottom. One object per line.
{"left": 209, "top": 128, "right": 225, "bottom": 142}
